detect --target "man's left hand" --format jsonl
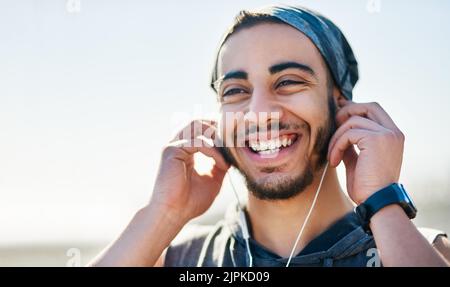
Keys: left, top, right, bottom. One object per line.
{"left": 327, "top": 99, "right": 405, "bottom": 204}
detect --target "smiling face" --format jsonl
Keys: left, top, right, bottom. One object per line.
{"left": 215, "top": 22, "right": 338, "bottom": 200}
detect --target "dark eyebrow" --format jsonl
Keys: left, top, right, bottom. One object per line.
{"left": 269, "top": 61, "right": 316, "bottom": 78}
{"left": 214, "top": 70, "right": 248, "bottom": 90}
{"left": 222, "top": 70, "right": 248, "bottom": 81}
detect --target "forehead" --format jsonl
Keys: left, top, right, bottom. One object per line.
{"left": 217, "top": 22, "right": 327, "bottom": 79}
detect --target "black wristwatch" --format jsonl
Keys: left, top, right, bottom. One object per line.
{"left": 355, "top": 183, "right": 417, "bottom": 232}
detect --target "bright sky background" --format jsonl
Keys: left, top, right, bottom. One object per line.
{"left": 1, "top": 0, "right": 449, "bottom": 245}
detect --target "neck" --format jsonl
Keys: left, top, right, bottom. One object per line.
{"left": 246, "top": 166, "right": 354, "bottom": 258}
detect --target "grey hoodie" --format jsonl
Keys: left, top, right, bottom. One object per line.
{"left": 165, "top": 204, "right": 446, "bottom": 267}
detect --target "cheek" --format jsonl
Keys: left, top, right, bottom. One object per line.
{"left": 279, "top": 93, "right": 326, "bottom": 126}
{"left": 279, "top": 94, "right": 329, "bottom": 149}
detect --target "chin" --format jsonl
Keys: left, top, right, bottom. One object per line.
{"left": 242, "top": 164, "right": 314, "bottom": 201}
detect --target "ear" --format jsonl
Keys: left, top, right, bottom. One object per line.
{"left": 331, "top": 86, "right": 346, "bottom": 108}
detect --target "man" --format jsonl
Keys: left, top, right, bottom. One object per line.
{"left": 91, "top": 5, "right": 450, "bottom": 267}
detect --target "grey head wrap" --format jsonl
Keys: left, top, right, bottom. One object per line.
{"left": 210, "top": 5, "right": 358, "bottom": 100}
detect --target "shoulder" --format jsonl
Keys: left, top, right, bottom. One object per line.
{"left": 164, "top": 222, "right": 227, "bottom": 267}
{"left": 418, "top": 227, "right": 450, "bottom": 263}
{"left": 432, "top": 235, "right": 450, "bottom": 263}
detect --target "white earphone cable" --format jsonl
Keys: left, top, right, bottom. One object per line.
{"left": 227, "top": 171, "right": 242, "bottom": 208}
{"left": 285, "top": 161, "right": 329, "bottom": 267}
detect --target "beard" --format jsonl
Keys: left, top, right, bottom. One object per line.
{"left": 219, "top": 95, "right": 337, "bottom": 201}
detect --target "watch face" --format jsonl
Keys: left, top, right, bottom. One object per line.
{"left": 398, "top": 184, "right": 417, "bottom": 210}
{"left": 398, "top": 184, "right": 418, "bottom": 218}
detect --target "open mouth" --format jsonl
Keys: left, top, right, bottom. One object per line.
{"left": 245, "top": 133, "right": 300, "bottom": 156}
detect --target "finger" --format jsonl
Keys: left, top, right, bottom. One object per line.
{"left": 171, "top": 119, "right": 218, "bottom": 142}
{"left": 329, "top": 128, "right": 378, "bottom": 167}
{"left": 209, "top": 165, "right": 229, "bottom": 184}
{"left": 342, "top": 144, "right": 358, "bottom": 171}
{"left": 328, "top": 115, "right": 385, "bottom": 158}
{"left": 165, "top": 138, "right": 230, "bottom": 171}
{"left": 173, "top": 119, "right": 216, "bottom": 141}
{"left": 336, "top": 101, "right": 399, "bottom": 132}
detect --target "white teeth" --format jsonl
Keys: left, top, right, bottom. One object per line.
{"left": 260, "top": 141, "right": 267, "bottom": 151}
{"left": 259, "top": 148, "right": 280, "bottom": 155}
{"left": 249, "top": 135, "right": 296, "bottom": 153}
{"left": 269, "top": 141, "right": 275, "bottom": 150}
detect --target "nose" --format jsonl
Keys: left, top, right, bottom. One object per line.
{"left": 246, "top": 88, "right": 283, "bottom": 129}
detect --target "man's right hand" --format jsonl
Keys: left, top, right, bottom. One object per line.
{"left": 149, "top": 119, "right": 230, "bottom": 225}
{"left": 89, "top": 119, "right": 230, "bottom": 267}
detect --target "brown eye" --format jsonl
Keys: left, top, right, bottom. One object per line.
{"left": 276, "top": 79, "right": 305, "bottom": 88}
{"left": 223, "top": 88, "right": 247, "bottom": 97}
